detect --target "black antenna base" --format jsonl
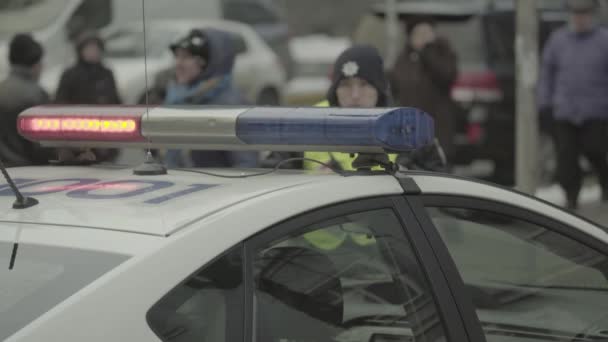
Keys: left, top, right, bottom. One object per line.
{"left": 13, "top": 197, "right": 39, "bottom": 210}
{"left": 133, "top": 152, "right": 167, "bottom": 176}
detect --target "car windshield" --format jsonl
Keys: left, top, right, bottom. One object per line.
{"left": 0, "top": 0, "right": 71, "bottom": 38}
{"left": 0, "top": 240, "right": 128, "bottom": 340}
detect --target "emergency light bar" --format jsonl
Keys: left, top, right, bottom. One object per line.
{"left": 17, "top": 106, "right": 435, "bottom": 153}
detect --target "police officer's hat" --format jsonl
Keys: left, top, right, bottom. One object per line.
{"left": 170, "top": 29, "right": 210, "bottom": 61}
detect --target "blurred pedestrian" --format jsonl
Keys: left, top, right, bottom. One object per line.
{"left": 56, "top": 31, "right": 122, "bottom": 105}
{"left": 389, "top": 16, "right": 458, "bottom": 163}
{"left": 55, "top": 31, "right": 121, "bottom": 163}
{"left": 304, "top": 45, "right": 446, "bottom": 172}
{"left": 0, "top": 33, "right": 54, "bottom": 166}
{"left": 163, "top": 28, "right": 257, "bottom": 168}
{"left": 538, "top": 0, "right": 608, "bottom": 210}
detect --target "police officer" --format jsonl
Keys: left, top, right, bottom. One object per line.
{"left": 305, "top": 45, "right": 446, "bottom": 172}
{"left": 304, "top": 45, "right": 392, "bottom": 170}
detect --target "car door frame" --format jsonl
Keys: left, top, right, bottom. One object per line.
{"left": 408, "top": 194, "right": 608, "bottom": 342}
{"left": 243, "top": 195, "right": 470, "bottom": 342}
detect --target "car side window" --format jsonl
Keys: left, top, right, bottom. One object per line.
{"left": 425, "top": 207, "right": 608, "bottom": 342}
{"left": 253, "top": 208, "right": 448, "bottom": 342}
{"left": 148, "top": 246, "right": 244, "bottom": 342}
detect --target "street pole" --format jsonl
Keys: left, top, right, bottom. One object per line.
{"left": 385, "top": 0, "right": 399, "bottom": 69}
{"left": 515, "top": 0, "right": 539, "bottom": 194}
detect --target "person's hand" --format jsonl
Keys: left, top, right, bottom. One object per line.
{"left": 77, "top": 149, "right": 97, "bottom": 162}
{"left": 57, "top": 148, "right": 96, "bottom": 163}
{"left": 410, "top": 23, "right": 437, "bottom": 51}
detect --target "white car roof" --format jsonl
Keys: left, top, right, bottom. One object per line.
{"left": 0, "top": 166, "right": 408, "bottom": 237}
{"left": 0, "top": 166, "right": 338, "bottom": 237}
{"left": 0, "top": 167, "right": 605, "bottom": 242}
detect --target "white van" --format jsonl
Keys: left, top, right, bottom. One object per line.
{"left": 0, "top": 0, "right": 222, "bottom": 79}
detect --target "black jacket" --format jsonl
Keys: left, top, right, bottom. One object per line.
{"left": 390, "top": 38, "right": 459, "bottom": 159}
{"left": 55, "top": 61, "right": 122, "bottom": 105}
{"left": 0, "top": 67, "right": 53, "bottom": 166}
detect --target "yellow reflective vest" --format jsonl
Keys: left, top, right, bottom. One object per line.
{"left": 303, "top": 100, "right": 396, "bottom": 171}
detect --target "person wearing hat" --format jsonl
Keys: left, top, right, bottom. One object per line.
{"left": 55, "top": 31, "right": 121, "bottom": 105}
{"left": 303, "top": 45, "right": 446, "bottom": 172}
{"left": 55, "top": 31, "right": 121, "bottom": 164}
{"left": 303, "top": 45, "right": 391, "bottom": 171}
{"left": 538, "top": 0, "right": 608, "bottom": 210}
{"left": 0, "top": 33, "right": 53, "bottom": 166}
{"left": 162, "top": 28, "right": 257, "bottom": 168}
{"left": 389, "top": 16, "right": 458, "bottom": 165}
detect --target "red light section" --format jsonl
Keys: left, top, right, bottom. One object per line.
{"left": 18, "top": 116, "right": 144, "bottom": 142}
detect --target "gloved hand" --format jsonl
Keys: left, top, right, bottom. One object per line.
{"left": 397, "top": 139, "right": 449, "bottom": 172}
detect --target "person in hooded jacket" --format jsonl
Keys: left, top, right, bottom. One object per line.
{"left": 390, "top": 16, "right": 459, "bottom": 163}
{"left": 162, "top": 28, "right": 258, "bottom": 168}
{"left": 55, "top": 31, "right": 121, "bottom": 163}
{"left": 0, "top": 33, "right": 54, "bottom": 166}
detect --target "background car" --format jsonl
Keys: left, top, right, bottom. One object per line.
{"left": 284, "top": 34, "right": 351, "bottom": 105}
{"left": 0, "top": 0, "right": 223, "bottom": 80}
{"left": 222, "top": 0, "right": 295, "bottom": 79}
{"left": 40, "top": 19, "right": 287, "bottom": 106}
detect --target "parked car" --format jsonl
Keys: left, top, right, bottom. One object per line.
{"left": 3, "top": 104, "right": 608, "bottom": 341}
{"left": 0, "top": 0, "right": 222, "bottom": 80}
{"left": 221, "top": 0, "right": 295, "bottom": 80}
{"left": 371, "top": 0, "right": 605, "bottom": 186}
{"left": 40, "top": 19, "right": 287, "bottom": 106}
{"left": 284, "top": 34, "right": 351, "bottom": 105}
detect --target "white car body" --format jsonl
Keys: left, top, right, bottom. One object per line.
{"left": 40, "top": 19, "right": 286, "bottom": 105}
{"left": 1, "top": 164, "right": 607, "bottom": 341}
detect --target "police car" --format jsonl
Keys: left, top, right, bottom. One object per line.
{"left": 1, "top": 106, "right": 607, "bottom": 342}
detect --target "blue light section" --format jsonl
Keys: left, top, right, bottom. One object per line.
{"left": 235, "top": 107, "right": 435, "bottom": 152}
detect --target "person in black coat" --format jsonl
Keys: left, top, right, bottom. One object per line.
{"left": 0, "top": 33, "right": 54, "bottom": 166}
{"left": 55, "top": 32, "right": 122, "bottom": 105}
{"left": 55, "top": 32, "right": 121, "bottom": 163}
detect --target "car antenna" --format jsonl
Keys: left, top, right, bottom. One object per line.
{"left": 133, "top": 0, "right": 167, "bottom": 176}
{"left": 0, "top": 158, "right": 38, "bottom": 270}
{"left": 0, "top": 158, "right": 38, "bottom": 210}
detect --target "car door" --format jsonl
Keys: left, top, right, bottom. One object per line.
{"left": 245, "top": 196, "right": 470, "bottom": 342}
{"left": 146, "top": 196, "right": 472, "bottom": 342}
{"left": 409, "top": 195, "right": 608, "bottom": 342}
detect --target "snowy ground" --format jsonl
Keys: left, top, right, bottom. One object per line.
{"left": 535, "top": 184, "right": 602, "bottom": 207}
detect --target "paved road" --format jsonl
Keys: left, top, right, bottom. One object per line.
{"left": 578, "top": 202, "right": 608, "bottom": 228}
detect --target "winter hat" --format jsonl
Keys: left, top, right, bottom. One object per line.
{"left": 327, "top": 45, "right": 389, "bottom": 107}
{"left": 9, "top": 33, "right": 43, "bottom": 67}
{"left": 170, "top": 29, "right": 210, "bottom": 62}
{"left": 75, "top": 31, "right": 105, "bottom": 53}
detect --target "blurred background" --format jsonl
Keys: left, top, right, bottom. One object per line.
{"left": 2, "top": 0, "right": 608, "bottom": 219}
